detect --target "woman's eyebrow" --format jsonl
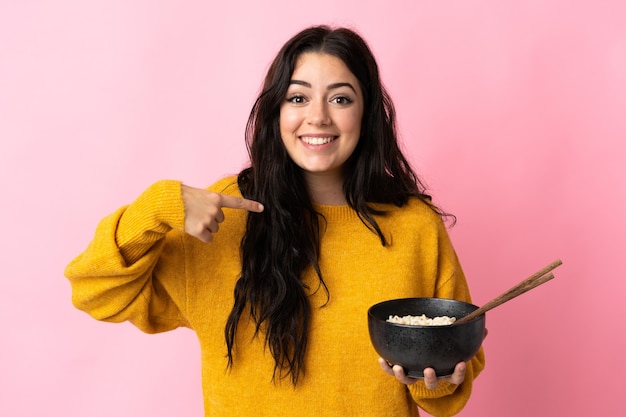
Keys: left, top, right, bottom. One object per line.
{"left": 289, "top": 80, "right": 357, "bottom": 94}
{"left": 328, "top": 82, "right": 357, "bottom": 94}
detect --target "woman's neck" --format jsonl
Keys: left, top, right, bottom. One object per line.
{"left": 304, "top": 171, "right": 347, "bottom": 206}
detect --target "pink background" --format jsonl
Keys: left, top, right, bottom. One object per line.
{"left": 1, "top": 1, "right": 624, "bottom": 416}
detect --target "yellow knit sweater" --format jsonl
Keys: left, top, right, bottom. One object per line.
{"left": 65, "top": 176, "right": 485, "bottom": 417}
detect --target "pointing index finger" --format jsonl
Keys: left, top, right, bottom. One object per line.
{"left": 220, "top": 194, "right": 264, "bottom": 213}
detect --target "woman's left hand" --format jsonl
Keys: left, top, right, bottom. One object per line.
{"left": 378, "top": 358, "right": 466, "bottom": 389}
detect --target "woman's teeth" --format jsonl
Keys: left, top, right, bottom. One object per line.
{"left": 301, "top": 137, "right": 335, "bottom": 145}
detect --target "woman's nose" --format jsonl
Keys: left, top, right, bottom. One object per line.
{"left": 306, "top": 100, "right": 331, "bottom": 126}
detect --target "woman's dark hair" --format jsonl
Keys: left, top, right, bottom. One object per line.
{"left": 225, "top": 25, "right": 447, "bottom": 385}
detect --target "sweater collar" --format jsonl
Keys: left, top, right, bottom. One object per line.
{"left": 313, "top": 204, "right": 360, "bottom": 222}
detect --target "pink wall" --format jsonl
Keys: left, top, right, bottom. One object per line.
{"left": 1, "top": 1, "right": 624, "bottom": 416}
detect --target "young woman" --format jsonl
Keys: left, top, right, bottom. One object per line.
{"left": 65, "top": 25, "right": 485, "bottom": 417}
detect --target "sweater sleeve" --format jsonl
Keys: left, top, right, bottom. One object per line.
{"left": 407, "top": 219, "right": 486, "bottom": 417}
{"left": 64, "top": 180, "right": 191, "bottom": 333}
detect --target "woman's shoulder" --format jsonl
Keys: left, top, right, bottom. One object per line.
{"left": 207, "top": 175, "right": 242, "bottom": 196}
{"left": 377, "top": 196, "right": 447, "bottom": 229}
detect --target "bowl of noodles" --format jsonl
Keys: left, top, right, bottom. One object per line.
{"left": 368, "top": 297, "right": 485, "bottom": 377}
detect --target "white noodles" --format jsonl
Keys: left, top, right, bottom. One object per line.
{"left": 386, "top": 314, "right": 456, "bottom": 326}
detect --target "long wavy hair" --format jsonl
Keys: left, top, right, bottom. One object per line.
{"left": 224, "top": 25, "right": 447, "bottom": 385}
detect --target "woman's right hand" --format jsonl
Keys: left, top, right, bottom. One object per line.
{"left": 181, "top": 184, "right": 264, "bottom": 243}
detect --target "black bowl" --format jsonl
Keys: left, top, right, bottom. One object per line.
{"left": 368, "top": 298, "right": 485, "bottom": 377}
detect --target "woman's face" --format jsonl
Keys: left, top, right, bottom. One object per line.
{"left": 280, "top": 52, "right": 364, "bottom": 180}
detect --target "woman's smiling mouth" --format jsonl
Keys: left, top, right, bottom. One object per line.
{"left": 300, "top": 136, "right": 337, "bottom": 145}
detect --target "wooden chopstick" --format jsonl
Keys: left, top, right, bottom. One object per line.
{"left": 454, "top": 259, "right": 562, "bottom": 325}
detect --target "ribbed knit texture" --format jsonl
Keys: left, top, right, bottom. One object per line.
{"left": 65, "top": 176, "right": 485, "bottom": 417}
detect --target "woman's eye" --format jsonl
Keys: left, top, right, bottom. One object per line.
{"left": 331, "top": 96, "right": 353, "bottom": 105}
{"left": 286, "top": 95, "right": 306, "bottom": 104}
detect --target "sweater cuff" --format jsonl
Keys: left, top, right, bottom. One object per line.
{"left": 116, "top": 180, "right": 185, "bottom": 258}
{"left": 408, "top": 379, "right": 458, "bottom": 399}
{"left": 145, "top": 179, "right": 186, "bottom": 231}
